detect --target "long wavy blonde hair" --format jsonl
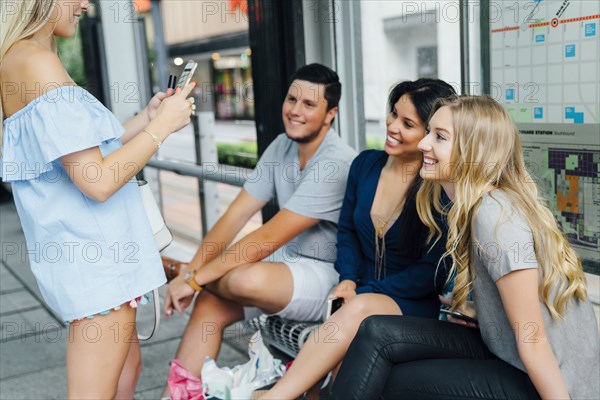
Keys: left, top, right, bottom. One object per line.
{"left": 417, "top": 96, "right": 588, "bottom": 320}
{"left": 1, "top": 0, "right": 56, "bottom": 151}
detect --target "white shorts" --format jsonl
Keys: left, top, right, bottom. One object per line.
{"left": 244, "top": 251, "right": 339, "bottom": 322}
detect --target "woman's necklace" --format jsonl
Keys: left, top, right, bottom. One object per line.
{"left": 373, "top": 214, "right": 388, "bottom": 281}
{"left": 372, "top": 199, "right": 405, "bottom": 281}
{"left": 371, "top": 156, "right": 418, "bottom": 281}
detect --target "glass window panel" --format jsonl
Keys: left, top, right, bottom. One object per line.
{"left": 160, "top": 172, "right": 202, "bottom": 242}
{"left": 360, "top": 0, "right": 462, "bottom": 149}
{"left": 159, "top": 171, "right": 261, "bottom": 244}
{"left": 138, "top": 1, "right": 258, "bottom": 259}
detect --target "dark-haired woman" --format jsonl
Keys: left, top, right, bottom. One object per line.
{"left": 260, "top": 79, "right": 457, "bottom": 399}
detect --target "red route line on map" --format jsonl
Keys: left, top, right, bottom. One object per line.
{"left": 491, "top": 13, "right": 600, "bottom": 33}
{"left": 529, "top": 22, "right": 550, "bottom": 28}
{"left": 560, "top": 14, "right": 600, "bottom": 24}
{"left": 492, "top": 26, "right": 521, "bottom": 32}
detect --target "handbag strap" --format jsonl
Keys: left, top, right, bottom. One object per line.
{"left": 137, "top": 288, "right": 161, "bottom": 341}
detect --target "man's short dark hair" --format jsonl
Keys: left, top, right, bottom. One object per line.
{"left": 288, "top": 63, "right": 341, "bottom": 111}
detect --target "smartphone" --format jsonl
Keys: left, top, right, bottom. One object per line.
{"left": 440, "top": 309, "right": 478, "bottom": 324}
{"left": 176, "top": 61, "right": 198, "bottom": 89}
{"left": 324, "top": 297, "right": 344, "bottom": 320}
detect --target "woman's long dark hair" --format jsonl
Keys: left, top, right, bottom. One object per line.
{"left": 389, "top": 79, "right": 456, "bottom": 258}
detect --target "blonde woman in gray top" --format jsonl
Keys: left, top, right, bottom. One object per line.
{"left": 415, "top": 96, "right": 599, "bottom": 399}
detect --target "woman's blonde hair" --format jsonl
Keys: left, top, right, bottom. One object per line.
{"left": 416, "top": 95, "right": 588, "bottom": 320}
{"left": 1, "top": 0, "right": 56, "bottom": 150}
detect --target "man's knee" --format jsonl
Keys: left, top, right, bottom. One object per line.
{"left": 223, "top": 265, "right": 269, "bottom": 300}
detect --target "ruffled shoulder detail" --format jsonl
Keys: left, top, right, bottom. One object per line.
{"left": 1, "top": 86, "right": 124, "bottom": 182}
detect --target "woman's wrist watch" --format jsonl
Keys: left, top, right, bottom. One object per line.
{"left": 184, "top": 270, "right": 204, "bottom": 292}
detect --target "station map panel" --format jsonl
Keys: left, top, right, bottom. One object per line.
{"left": 490, "top": 0, "right": 599, "bottom": 271}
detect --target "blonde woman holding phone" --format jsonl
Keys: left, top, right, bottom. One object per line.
{"left": 417, "top": 96, "right": 598, "bottom": 398}
{"left": 1, "top": 1, "right": 195, "bottom": 398}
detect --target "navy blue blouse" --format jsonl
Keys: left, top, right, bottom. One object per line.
{"left": 334, "top": 150, "right": 449, "bottom": 318}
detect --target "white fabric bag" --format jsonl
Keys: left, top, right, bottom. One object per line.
{"left": 137, "top": 179, "right": 173, "bottom": 340}
{"left": 138, "top": 179, "right": 173, "bottom": 251}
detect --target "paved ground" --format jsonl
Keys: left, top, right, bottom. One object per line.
{"left": 0, "top": 200, "right": 251, "bottom": 399}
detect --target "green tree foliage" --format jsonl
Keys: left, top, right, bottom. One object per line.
{"left": 216, "top": 142, "right": 257, "bottom": 168}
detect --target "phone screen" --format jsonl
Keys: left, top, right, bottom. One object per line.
{"left": 325, "top": 297, "right": 344, "bottom": 320}
{"left": 176, "top": 61, "right": 198, "bottom": 89}
{"left": 331, "top": 298, "right": 343, "bottom": 315}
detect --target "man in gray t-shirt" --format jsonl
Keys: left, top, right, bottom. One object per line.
{"left": 244, "top": 126, "right": 355, "bottom": 265}
{"left": 161, "top": 64, "right": 356, "bottom": 397}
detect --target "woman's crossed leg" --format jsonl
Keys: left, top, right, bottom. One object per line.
{"left": 262, "top": 293, "right": 402, "bottom": 400}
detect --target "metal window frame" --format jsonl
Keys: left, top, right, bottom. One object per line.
{"left": 247, "top": 0, "right": 306, "bottom": 222}
{"left": 332, "top": 0, "right": 365, "bottom": 151}
{"left": 303, "top": 0, "right": 365, "bottom": 151}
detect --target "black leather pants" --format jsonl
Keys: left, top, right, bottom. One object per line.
{"left": 331, "top": 315, "right": 540, "bottom": 400}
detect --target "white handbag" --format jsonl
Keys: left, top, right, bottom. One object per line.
{"left": 137, "top": 179, "right": 173, "bottom": 340}
{"left": 138, "top": 179, "right": 173, "bottom": 252}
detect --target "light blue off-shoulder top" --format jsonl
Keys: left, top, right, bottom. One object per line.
{"left": 1, "top": 86, "right": 166, "bottom": 321}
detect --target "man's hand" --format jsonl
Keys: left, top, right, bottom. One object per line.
{"left": 164, "top": 273, "right": 196, "bottom": 317}
{"left": 330, "top": 279, "right": 357, "bottom": 303}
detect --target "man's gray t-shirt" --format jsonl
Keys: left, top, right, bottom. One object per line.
{"left": 244, "top": 128, "right": 357, "bottom": 264}
{"left": 472, "top": 190, "right": 599, "bottom": 399}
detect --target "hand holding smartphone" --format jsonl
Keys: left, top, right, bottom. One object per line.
{"left": 175, "top": 61, "right": 198, "bottom": 90}
{"left": 440, "top": 308, "right": 478, "bottom": 324}
{"left": 324, "top": 297, "right": 344, "bottom": 320}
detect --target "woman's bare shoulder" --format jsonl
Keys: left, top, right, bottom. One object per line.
{"left": 1, "top": 41, "right": 72, "bottom": 116}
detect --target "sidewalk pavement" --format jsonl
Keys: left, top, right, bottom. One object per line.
{"left": 0, "top": 201, "right": 250, "bottom": 399}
